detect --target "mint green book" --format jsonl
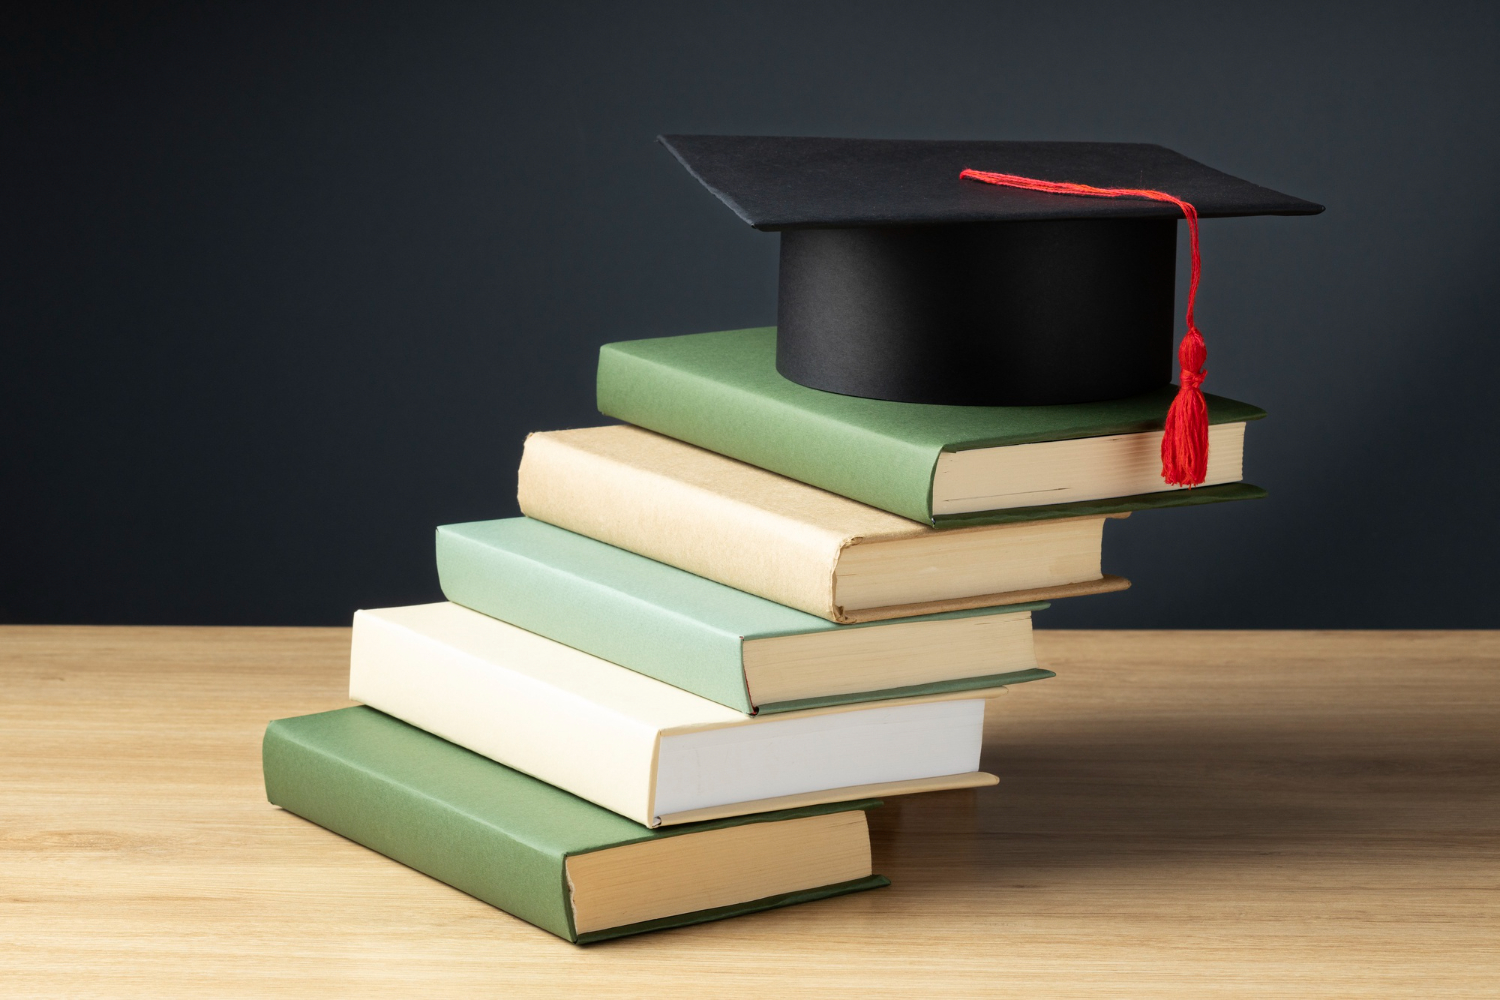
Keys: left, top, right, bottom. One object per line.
{"left": 597, "top": 327, "right": 1268, "bottom": 527}
{"left": 264, "top": 707, "right": 887, "bottom": 944}
{"left": 437, "top": 517, "right": 1053, "bottom": 715}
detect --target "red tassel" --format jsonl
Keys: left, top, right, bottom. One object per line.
{"left": 1161, "top": 327, "right": 1208, "bottom": 485}
{"left": 960, "top": 168, "right": 1211, "bottom": 486}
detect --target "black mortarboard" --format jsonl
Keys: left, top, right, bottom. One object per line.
{"left": 658, "top": 135, "right": 1323, "bottom": 413}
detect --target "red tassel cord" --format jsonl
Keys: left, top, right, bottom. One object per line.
{"left": 959, "top": 168, "right": 1211, "bottom": 486}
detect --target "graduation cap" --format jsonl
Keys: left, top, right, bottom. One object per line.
{"left": 658, "top": 134, "right": 1323, "bottom": 485}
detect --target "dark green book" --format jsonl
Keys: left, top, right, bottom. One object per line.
{"left": 437, "top": 517, "right": 1053, "bottom": 715}
{"left": 597, "top": 327, "right": 1268, "bottom": 527}
{"left": 264, "top": 707, "right": 887, "bottom": 944}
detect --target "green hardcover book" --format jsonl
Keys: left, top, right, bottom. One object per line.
{"left": 264, "top": 707, "right": 888, "bottom": 944}
{"left": 597, "top": 327, "right": 1269, "bottom": 527}
{"left": 437, "top": 517, "right": 1054, "bottom": 715}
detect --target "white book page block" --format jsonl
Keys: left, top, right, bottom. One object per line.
{"left": 653, "top": 699, "right": 985, "bottom": 816}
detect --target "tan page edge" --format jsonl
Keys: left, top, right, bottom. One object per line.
{"left": 833, "top": 573, "right": 1132, "bottom": 624}
{"left": 838, "top": 510, "right": 1130, "bottom": 549}
{"left": 659, "top": 684, "right": 1012, "bottom": 735}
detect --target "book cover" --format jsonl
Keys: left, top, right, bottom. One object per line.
{"left": 437, "top": 517, "right": 1054, "bottom": 715}
{"left": 264, "top": 706, "right": 888, "bottom": 944}
{"left": 596, "top": 326, "right": 1268, "bottom": 526}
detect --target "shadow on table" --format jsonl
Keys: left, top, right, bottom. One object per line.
{"left": 867, "top": 710, "right": 1500, "bottom": 886}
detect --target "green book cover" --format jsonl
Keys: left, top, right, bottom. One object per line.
{"left": 597, "top": 326, "right": 1268, "bottom": 526}
{"left": 437, "top": 517, "right": 1053, "bottom": 715}
{"left": 263, "top": 706, "right": 887, "bottom": 944}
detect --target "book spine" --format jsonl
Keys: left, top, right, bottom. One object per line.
{"left": 262, "top": 720, "right": 578, "bottom": 941}
{"left": 597, "top": 340, "right": 940, "bottom": 523}
{"left": 436, "top": 526, "right": 756, "bottom": 714}
{"left": 348, "top": 611, "right": 662, "bottom": 826}
{"left": 517, "top": 432, "right": 845, "bottom": 620}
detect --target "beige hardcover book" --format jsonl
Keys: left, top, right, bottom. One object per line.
{"left": 517, "top": 425, "right": 1128, "bottom": 624}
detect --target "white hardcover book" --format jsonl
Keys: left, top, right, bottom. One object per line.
{"left": 350, "top": 602, "right": 1000, "bottom": 827}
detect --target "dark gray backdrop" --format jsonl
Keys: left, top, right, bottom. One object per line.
{"left": 5, "top": 2, "right": 1498, "bottom": 627}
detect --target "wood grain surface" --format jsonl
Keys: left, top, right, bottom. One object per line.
{"left": 2, "top": 627, "right": 1497, "bottom": 998}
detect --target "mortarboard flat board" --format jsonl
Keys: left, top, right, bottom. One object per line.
{"left": 658, "top": 135, "right": 1323, "bottom": 408}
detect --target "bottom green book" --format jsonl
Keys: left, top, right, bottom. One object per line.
{"left": 263, "top": 706, "right": 889, "bottom": 943}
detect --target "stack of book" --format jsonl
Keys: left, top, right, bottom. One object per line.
{"left": 263, "top": 135, "right": 1317, "bottom": 944}
{"left": 262, "top": 326, "right": 1271, "bottom": 944}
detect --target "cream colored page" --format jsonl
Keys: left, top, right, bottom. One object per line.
{"left": 348, "top": 603, "right": 744, "bottom": 826}
{"left": 833, "top": 517, "right": 1105, "bottom": 610}
{"left": 565, "top": 811, "right": 870, "bottom": 934}
{"left": 742, "top": 611, "right": 1036, "bottom": 703}
{"left": 931, "top": 422, "right": 1247, "bottom": 515}
{"left": 518, "top": 426, "right": 928, "bottom": 617}
{"left": 657, "top": 681, "right": 1013, "bottom": 735}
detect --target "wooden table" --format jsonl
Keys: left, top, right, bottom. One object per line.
{"left": 3, "top": 628, "right": 1497, "bottom": 997}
